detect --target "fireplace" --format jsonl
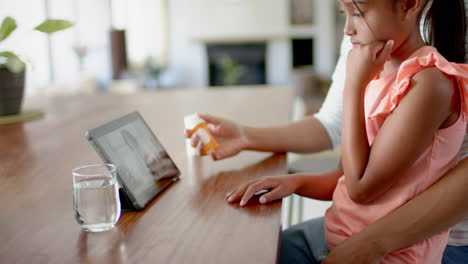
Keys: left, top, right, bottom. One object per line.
{"left": 292, "top": 38, "right": 314, "bottom": 68}
{"left": 206, "top": 43, "right": 266, "bottom": 86}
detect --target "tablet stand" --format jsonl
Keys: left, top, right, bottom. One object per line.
{"left": 119, "top": 188, "right": 140, "bottom": 211}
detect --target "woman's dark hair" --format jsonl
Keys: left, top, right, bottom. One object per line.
{"left": 350, "top": 0, "right": 466, "bottom": 63}
{"left": 423, "top": 0, "right": 466, "bottom": 63}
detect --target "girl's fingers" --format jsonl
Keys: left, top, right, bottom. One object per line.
{"left": 259, "top": 188, "right": 285, "bottom": 204}
{"left": 377, "top": 40, "right": 394, "bottom": 63}
{"left": 226, "top": 181, "right": 255, "bottom": 203}
{"left": 239, "top": 179, "right": 277, "bottom": 206}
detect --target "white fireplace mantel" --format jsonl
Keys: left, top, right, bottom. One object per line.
{"left": 192, "top": 34, "right": 287, "bottom": 45}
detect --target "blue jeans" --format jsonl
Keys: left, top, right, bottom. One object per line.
{"left": 442, "top": 245, "right": 468, "bottom": 264}
{"left": 279, "top": 217, "right": 329, "bottom": 264}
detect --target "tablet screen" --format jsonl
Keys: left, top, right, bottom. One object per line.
{"left": 87, "top": 112, "right": 180, "bottom": 208}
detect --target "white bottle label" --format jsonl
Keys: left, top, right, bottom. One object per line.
{"left": 196, "top": 128, "right": 211, "bottom": 144}
{"left": 184, "top": 114, "right": 203, "bottom": 130}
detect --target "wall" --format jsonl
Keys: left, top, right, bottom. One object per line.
{"left": 167, "top": 0, "right": 337, "bottom": 88}
{"left": 0, "top": 0, "right": 167, "bottom": 95}
{"left": 1, "top": 0, "right": 337, "bottom": 92}
{"left": 187, "top": 0, "right": 288, "bottom": 39}
{"left": 125, "top": 0, "right": 168, "bottom": 64}
{"left": 312, "top": 0, "right": 336, "bottom": 77}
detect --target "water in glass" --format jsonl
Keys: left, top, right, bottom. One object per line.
{"left": 73, "top": 164, "right": 121, "bottom": 232}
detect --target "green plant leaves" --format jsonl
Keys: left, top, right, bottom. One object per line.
{"left": 0, "top": 51, "right": 25, "bottom": 73}
{"left": 34, "top": 19, "right": 73, "bottom": 34}
{"left": 0, "top": 18, "right": 72, "bottom": 73}
{"left": 0, "top": 17, "right": 17, "bottom": 42}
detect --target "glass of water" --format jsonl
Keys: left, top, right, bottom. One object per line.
{"left": 72, "top": 164, "right": 121, "bottom": 232}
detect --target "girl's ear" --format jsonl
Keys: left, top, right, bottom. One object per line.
{"left": 399, "top": 0, "right": 425, "bottom": 21}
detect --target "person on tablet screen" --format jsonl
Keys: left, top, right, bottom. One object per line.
{"left": 121, "top": 130, "right": 177, "bottom": 181}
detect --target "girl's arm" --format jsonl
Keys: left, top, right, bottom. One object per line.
{"left": 294, "top": 169, "right": 343, "bottom": 201}
{"left": 343, "top": 64, "right": 456, "bottom": 203}
{"left": 226, "top": 168, "right": 343, "bottom": 206}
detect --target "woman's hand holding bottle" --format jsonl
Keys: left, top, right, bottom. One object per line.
{"left": 184, "top": 113, "right": 249, "bottom": 160}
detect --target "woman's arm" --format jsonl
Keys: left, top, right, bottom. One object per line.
{"left": 323, "top": 157, "right": 468, "bottom": 263}
{"left": 244, "top": 116, "right": 332, "bottom": 153}
{"left": 187, "top": 114, "right": 333, "bottom": 160}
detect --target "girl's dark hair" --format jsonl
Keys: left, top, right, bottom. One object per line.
{"left": 422, "top": 0, "right": 466, "bottom": 63}
{"left": 350, "top": 0, "right": 466, "bottom": 63}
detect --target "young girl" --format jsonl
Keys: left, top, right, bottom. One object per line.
{"left": 216, "top": 0, "right": 467, "bottom": 262}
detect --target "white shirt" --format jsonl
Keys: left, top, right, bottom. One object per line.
{"left": 313, "top": 36, "right": 349, "bottom": 149}
{"left": 449, "top": 129, "right": 468, "bottom": 246}
{"left": 314, "top": 35, "right": 468, "bottom": 246}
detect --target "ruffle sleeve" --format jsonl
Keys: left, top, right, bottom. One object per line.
{"left": 369, "top": 48, "right": 468, "bottom": 121}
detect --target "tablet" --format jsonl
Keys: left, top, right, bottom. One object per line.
{"left": 85, "top": 112, "right": 180, "bottom": 211}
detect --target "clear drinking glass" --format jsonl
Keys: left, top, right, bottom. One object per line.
{"left": 72, "top": 164, "right": 121, "bottom": 232}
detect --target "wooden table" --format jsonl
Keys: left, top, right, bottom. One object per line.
{"left": 0, "top": 86, "right": 293, "bottom": 264}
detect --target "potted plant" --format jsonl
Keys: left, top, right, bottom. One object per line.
{"left": 0, "top": 16, "right": 73, "bottom": 116}
{"left": 143, "top": 56, "right": 165, "bottom": 89}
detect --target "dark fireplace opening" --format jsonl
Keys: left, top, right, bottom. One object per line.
{"left": 292, "top": 38, "right": 314, "bottom": 68}
{"left": 207, "top": 43, "right": 266, "bottom": 86}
